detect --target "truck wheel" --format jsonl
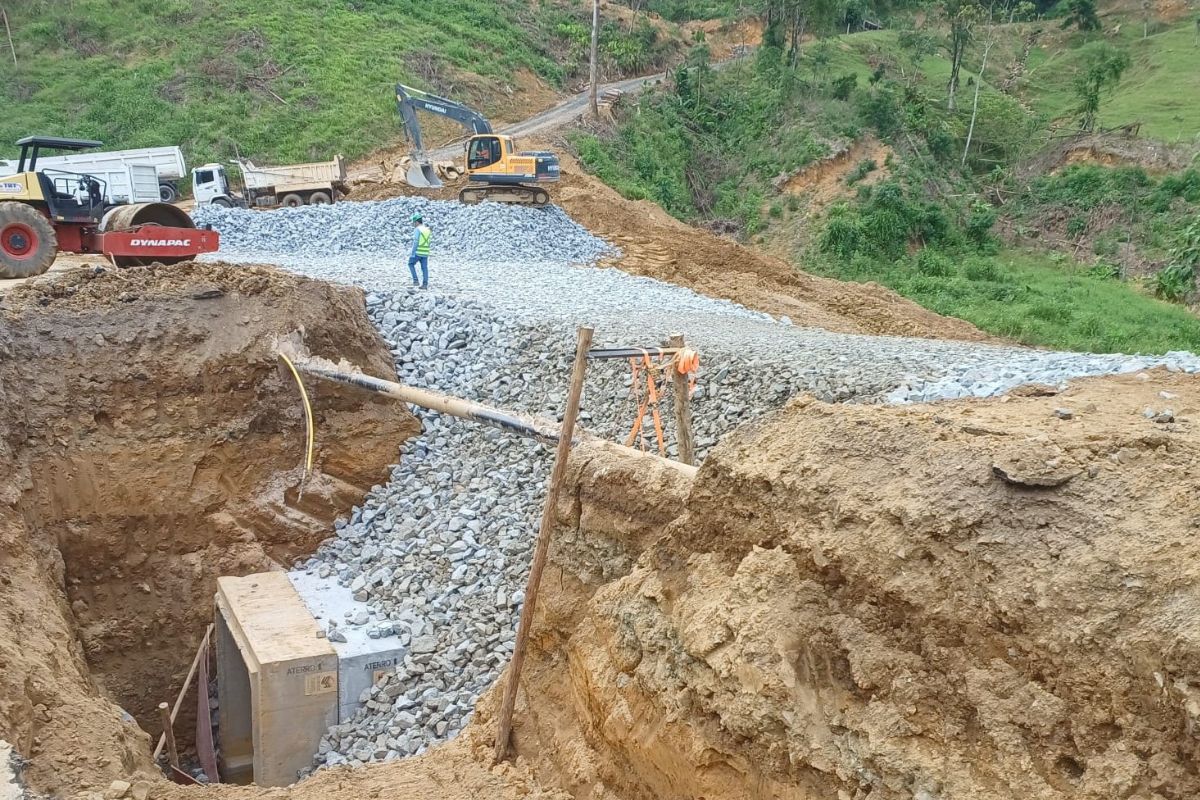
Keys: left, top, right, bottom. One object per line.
{"left": 159, "top": 183, "right": 178, "bottom": 203}
{"left": 0, "top": 202, "right": 58, "bottom": 279}
{"left": 281, "top": 193, "right": 304, "bottom": 208}
{"left": 211, "top": 197, "right": 232, "bottom": 208}
{"left": 309, "top": 191, "right": 332, "bottom": 205}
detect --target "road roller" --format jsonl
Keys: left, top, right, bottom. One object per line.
{"left": 0, "top": 136, "right": 219, "bottom": 279}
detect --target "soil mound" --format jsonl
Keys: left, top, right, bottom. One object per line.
{"left": 482, "top": 371, "right": 1200, "bottom": 799}
{"left": 0, "top": 263, "right": 416, "bottom": 794}
{"left": 549, "top": 152, "right": 990, "bottom": 341}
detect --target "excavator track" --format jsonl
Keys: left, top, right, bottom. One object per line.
{"left": 459, "top": 184, "right": 551, "bottom": 207}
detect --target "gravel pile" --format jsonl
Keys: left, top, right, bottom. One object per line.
{"left": 193, "top": 198, "right": 614, "bottom": 265}
{"left": 199, "top": 200, "right": 1200, "bottom": 775}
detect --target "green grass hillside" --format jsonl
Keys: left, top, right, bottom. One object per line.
{"left": 0, "top": 0, "right": 685, "bottom": 164}
{"left": 575, "top": 5, "right": 1200, "bottom": 353}
{"left": 1019, "top": 21, "right": 1200, "bottom": 142}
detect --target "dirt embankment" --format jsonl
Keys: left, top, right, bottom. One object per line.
{"left": 553, "top": 152, "right": 988, "bottom": 341}
{"left": 482, "top": 371, "right": 1200, "bottom": 799}
{"left": 78, "top": 359, "right": 1199, "bottom": 800}
{"left": 0, "top": 263, "right": 417, "bottom": 795}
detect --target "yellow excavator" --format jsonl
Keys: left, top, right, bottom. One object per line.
{"left": 395, "top": 84, "right": 560, "bottom": 206}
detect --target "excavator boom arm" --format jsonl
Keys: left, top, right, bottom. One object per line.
{"left": 395, "top": 83, "right": 498, "bottom": 189}
{"left": 395, "top": 84, "right": 493, "bottom": 154}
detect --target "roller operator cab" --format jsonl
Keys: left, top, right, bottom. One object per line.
{"left": 0, "top": 135, "right": 218, "bottom": 279}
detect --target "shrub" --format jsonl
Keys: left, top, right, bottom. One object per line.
{"left": 830, "top": 74, "right": 857, "bottom": 101}
{"left": 964, "top": 257, "right": 1001, "bottom": 281}
{"left": 820, "top": 203, "right": 867, "bottom": 257}
{"left": 846, "top": 158, "right": 877, "bottom": 185}
{"left": 915, "top": 249, "right": 956, "bottom": 277}
{"left": 965, "top": 202, "right": 998, "bottom": 246}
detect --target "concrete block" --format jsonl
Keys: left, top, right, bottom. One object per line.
{"left": 215, "top": 573, "right": 337, "bottom": 787}
{"left": 288, "top": 571, "right": 408, "bottom": 723}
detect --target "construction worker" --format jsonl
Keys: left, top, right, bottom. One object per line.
{"left": 408, "top": 213, "right": 431, "bottom": 288}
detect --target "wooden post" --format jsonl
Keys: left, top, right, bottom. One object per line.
{"left": 494, "top": 325, "right": 593, "bottom": 763}
{"left": 1, "top": 9, "right": 16, "bottom": 66}
{"left": 588, "top": 0, "right": 599, "bottom": 117}
{"left": 159, "top": 702, "right": 180, "bottom": 769}
{"left": 668, "top": 333, "right": 695, "bottom": 466}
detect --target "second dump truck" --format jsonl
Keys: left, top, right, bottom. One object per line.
{"left": 193, "top": 155, "right": 348, "bottom": 208}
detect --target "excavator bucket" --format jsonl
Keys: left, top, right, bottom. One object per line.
{"left": 406, "top": 162, "right": 443, "bottom": 189}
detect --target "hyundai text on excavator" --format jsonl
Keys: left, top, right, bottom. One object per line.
{"left": 395, "top": 84, "right": 560, "bottom": 206}
{"left": 0, "top": 136, "right": 219, "bottom": 279}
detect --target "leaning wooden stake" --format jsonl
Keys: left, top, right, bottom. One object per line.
{"left": 158, "top": 702, "right": 180, "bottom": 769}
{"left": 669, "top": 333, "right": 696, "bottom": 465}
{"left": 1, "top": 10, "right": 15, "bottom": 66}
{"left": 494, "top": 325, "right": 593, "bottom": 763}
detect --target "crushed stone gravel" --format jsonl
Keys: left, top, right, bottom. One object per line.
{"left": 194, "top": 198, "right": 1200, "bottom": 774}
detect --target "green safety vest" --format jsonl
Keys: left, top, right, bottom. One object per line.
{"left": 416, "top": 226, "right": 431, "bottom": 256}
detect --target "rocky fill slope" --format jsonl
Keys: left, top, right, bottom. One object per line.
{"left": 0, "top": 263, "right": 415, "bottom": 794}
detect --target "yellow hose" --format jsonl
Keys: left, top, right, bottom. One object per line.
{"left": 278, "top": 352, "right": 315, "bottom": 477}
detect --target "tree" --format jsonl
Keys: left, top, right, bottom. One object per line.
{"left": 756, "top": 0, "right": 838, "bottom": 68}
{"left": 941, "top": 0, "right": 985, "bottom": 110}
{"left": 1062, "top": 0, "right": 1101, "bottom": 31}
{"left": 687, "top": 40, "right": 712, "bottom": 110}
{"left": 897, "top": 29, "right": 938, "bottom": 83}
{"left": 961, "top": 34, "right": 996, "bottom": 166}
{"left": 1072, "top": 41, "right": 1131, "bottom": 131}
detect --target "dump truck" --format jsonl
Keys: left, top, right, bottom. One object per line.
{"left": 0, "top": 145, "right": 189, "bottom": 203}
{"left": 0, "top": 136, "right": 219, "bottom": 278}
{"left": 192, "top": 155, "right": 348, "bottom": 208}
{"left": 396, "top": 84, "right": 559, "bottom": 206}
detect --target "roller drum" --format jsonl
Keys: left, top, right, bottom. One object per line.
{"left": 100, "top": 203, "right": 197, "bottom": 267}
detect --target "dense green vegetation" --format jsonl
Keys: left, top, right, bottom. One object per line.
{"left": 1004, "top": 164, "right": 1200, "bottom": 269}
{"left": 577, "top": 0, "right": 1200, "bottom": 352}
{"left": 0, "top": 0, "right": 682, "bottom": 164}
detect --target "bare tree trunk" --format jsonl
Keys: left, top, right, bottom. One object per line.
{"left": 948, "top": 39, "right": 964, "bottom": 110}
{"left": 589, "top": 0, "right": 600, "bottom": 117}
{"left": 962, "top": 38, "right": 994, "bottom": 167}
{"left": 2, "top": 9, "right": 16, "bottom": 66}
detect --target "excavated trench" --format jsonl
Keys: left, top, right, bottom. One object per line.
{"left": 3, "top": 261, "right": 1200, "bottom": 800}
{"left": 0, "top": 262, "right": 416, "bottom": 793}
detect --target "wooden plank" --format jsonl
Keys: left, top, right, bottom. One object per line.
{"left": 159, "top": 703, "right": 180, "bottom": 769}
{"left": 153, "top": 624, "right": 213, "bottom": 761}
{"left": 494, "top": 325, "right": 593, "bottom": 762}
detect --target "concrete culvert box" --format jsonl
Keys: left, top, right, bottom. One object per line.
{"left": 214, "top": 573, "right": 339, "bottom": 786}
{"left": 288, "top": 571, "right": 410, "bottom": 725}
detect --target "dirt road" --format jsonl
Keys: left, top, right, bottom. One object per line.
{"left": 430, "top": 73, "right": 668, "bottom": 158}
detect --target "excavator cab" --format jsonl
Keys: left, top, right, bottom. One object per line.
{"left": 467, "top": 136, "right": 502, "bottom": 170}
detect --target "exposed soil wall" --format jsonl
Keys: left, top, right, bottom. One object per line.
{"left": 0, "top": 263, "right": 417, "bottom": 794}
{"left": 492, "top": 371, "right": 1200, "bottom": 800}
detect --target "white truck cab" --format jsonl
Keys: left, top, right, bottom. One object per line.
{"left": 192, "top": 163, "right": 238, "bottom": 207}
